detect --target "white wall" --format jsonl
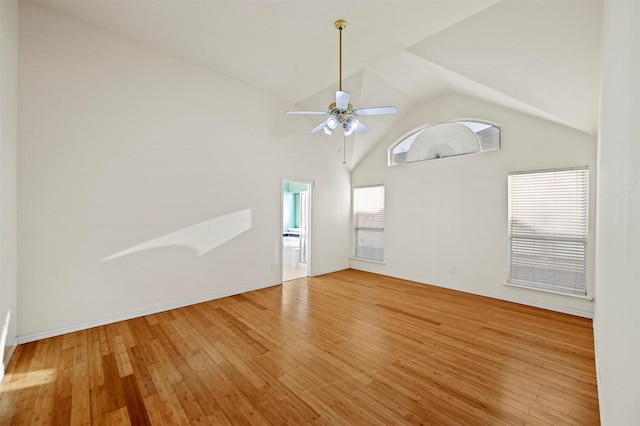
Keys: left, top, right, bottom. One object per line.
{"left": 18, "top": 2, "right": 350, "bottom": 340}
{"left": 351, "top": 93, "right": 597, "bottom": 317}
{"left": 594, "top": 0, "right": 640, "bottom": 423}
{"left": 0, "top": 0, "right": 19, "bottom": 377}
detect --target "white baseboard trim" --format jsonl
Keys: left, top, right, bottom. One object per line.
{"left": 472, "top": 287, "right": 594, "bottom": 319}
{"left": 350, "top": 268, "right": 593, "bottom": 319}
{"left": 442, "top": 283, "right": 593, "bottom": 319}
{"left": 0, "top": 336, "right": 18, "bottom": 382}
{"left": 592, "top": 318, "right": 604, "bottom": 412}
{"left": 309, "top": 266, "right": 349, "bottom": 278}
{"left": 16, "top": 268, "right": 592, "bottom": 345}
{"left": 17, "top": 279, "right": 282, "bottom": 345}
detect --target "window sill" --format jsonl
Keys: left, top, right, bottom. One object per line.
{"left": 350, "top": 257, "right": 386, "bottom": 265}
{"left": 504, "top": 282, "right": 594, "bottom": 301}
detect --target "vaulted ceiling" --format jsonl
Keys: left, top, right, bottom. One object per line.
{"left": 32, "top": 0, "right": 603, "bottom": 167}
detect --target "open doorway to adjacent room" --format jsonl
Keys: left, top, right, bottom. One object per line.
{"left": 282, "top": 180, "right": 311, "bottom": 282}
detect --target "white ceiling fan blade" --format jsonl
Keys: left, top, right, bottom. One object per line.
{"left": 286, "top": 110, "right": 328, "bottom": 115}
{"left": 353, "top": 106, "right": 398, "bottom": 116}
{"left": 355, "top": 120, "right": 370, "bottom": 133}
{"left": 310, "top": 121, "right": 327, "bottom": 133}
{"left": 335, "top": 91, "right": 350, "bottom": 110}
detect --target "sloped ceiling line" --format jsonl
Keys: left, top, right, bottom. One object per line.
{"left": 30, "top": 0, "right": 602, "bottom": 168}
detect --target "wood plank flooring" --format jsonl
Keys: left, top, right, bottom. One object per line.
{"left": 0, "top": 269, "right": 600, "bottom": 425}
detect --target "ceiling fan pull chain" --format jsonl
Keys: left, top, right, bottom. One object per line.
{"left": 343, "top": 135, "right": 346, "bottom": 164}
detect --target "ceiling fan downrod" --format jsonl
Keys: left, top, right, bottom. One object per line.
{"left": 285, "top": 18, "right": 397, "bottom": 139}
{"left": 335, "top": 19, "right": 346, "bottom": 92}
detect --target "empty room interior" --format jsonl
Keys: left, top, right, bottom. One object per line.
{"left": 0, "top": 0, "right": 638, "bottom": 424}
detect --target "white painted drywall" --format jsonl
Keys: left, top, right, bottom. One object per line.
{"left": 17, "top": 2, "right": 350, "bottom": 339}
{"left": 351, "top": 93, "right": 597, "bottom": 317}
{"left": 594, "top": 0, "right": 640, "bottom": 423}
{"left": 0, "top": 0, "right": 19, "bottom": 376}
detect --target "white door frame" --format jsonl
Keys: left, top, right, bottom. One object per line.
{"left": 280, "top": 178, "right": 313, "bottom": 282}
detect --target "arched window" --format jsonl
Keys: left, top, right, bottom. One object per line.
{"left": 389, "top": 120, "right": 500, "bottom": 165}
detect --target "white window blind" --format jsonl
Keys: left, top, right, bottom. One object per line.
{"left": 508, "top": 168, "right": 589, "bottom": 296}
{"left": 353, "top": 185, "right": 385, "bottom": 262}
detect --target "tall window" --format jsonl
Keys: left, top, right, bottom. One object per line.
{"left": 508, "top": 167, "right": 589, "bottom": 296}
{"left": 353, "top": 185, "right": 385, "bottom": 262}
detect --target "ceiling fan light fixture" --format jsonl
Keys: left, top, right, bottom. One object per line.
{"left": 343, "top": 119, "right": 358, "bottom": 136}
{"left": 285, "top": 19, "right": 397, "bottom": 140}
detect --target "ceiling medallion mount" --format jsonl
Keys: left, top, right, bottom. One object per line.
{"left": 286, "top": 18, "right": 398, "bottom": 137}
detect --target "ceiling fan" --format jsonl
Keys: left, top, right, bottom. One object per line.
{"left": 287, "top": 19, "right": 398, "bottom": 136}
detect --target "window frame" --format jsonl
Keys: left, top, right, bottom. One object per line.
{"left": 352, "top": 185, "right": 385, "bottom": 263}
{"left": 388, "top": 118, "right": 501, "bottom": 166}
{"left": 507, "top": 166, "right": 590, "bottom": 297}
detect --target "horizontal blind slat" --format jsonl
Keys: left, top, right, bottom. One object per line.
{"left": 354, "top": 185, "right": 385, "bottom": 262}
{"left": 508, "top": 168, "right": 589, "bottom": 295}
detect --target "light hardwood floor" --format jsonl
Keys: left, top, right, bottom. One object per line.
{"left": 0, "top": 269, "right": 599, "bottom": 425}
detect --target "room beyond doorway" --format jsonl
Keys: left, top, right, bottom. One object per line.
{"left": 282, "top": 180, "right": 311, "bottom": 282}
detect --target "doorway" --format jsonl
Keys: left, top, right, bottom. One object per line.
{"left": 282, "top": 180, "right": 311, "bottom": 282}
